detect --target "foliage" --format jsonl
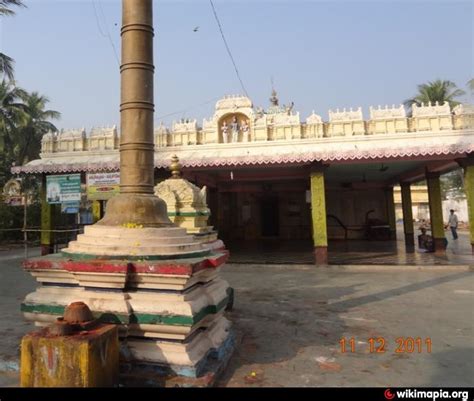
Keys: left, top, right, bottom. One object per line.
{"left": 468, "top": 79, "right": 474, "bottom": 93}
{"left": 0, "top": 0, "right": 26, "bottom": 81}
{"left": 404, "top": 79, "right": 465, "bottom": 114}
{"left": 14, "top": 91, "right": 60, "bottom": 166}
{"left": 0, "top": 0, "right": 25, "bottom": 16}
{"left": 440, "top": 169, "right": 465, "bottom": 199}
{"left": 0, "top": 82, "right": 60, "bottom": 187}
{"left": 0, "top": 201, "right": 41, "bottom": 242}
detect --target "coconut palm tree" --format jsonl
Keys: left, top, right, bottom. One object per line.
{"left": 0, "top": 79, "right": 26, "bottom": 185}
{"left": 468, "top": 78, "right": 474, "bottom": 92}
{"left": 14, "top": 91, "right": 60, "bottom": 165}
{"left": 0, "top": 0, "right": 26, "bottom": 81}
{"left": 0, "top": 80, "right": 26, "bottom": 150}
{"left": 404, "top": 79, "right": 465, "bottom": 113}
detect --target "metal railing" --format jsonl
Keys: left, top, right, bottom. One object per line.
{"left": 0, "top": 226, "right": 84, "bottom": 258}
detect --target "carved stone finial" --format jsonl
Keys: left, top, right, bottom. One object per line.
{"left": 170, "top": 155, "right": 182, "bottom": 179}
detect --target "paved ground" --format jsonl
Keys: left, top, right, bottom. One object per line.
{"left": 0, "top": 248, "right": 38, "bottom": 386}
{"left": 227, "top": 227, "right": 473, "bottom": 265}
{"left": 0, "top": 247, "right": 472, "bottom": 387}
{"left": 219, "top": 264, "right": 474, "bottom": 387}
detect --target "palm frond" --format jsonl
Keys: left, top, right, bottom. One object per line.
{"left": 468, "top": 79, "right": 474, "bottom": 92}
{"left": 0, "top": 53, "right": 14, "bottom": 81}
{"left": 404, "top": 79, "right": 465, "bottom": 115}
{"left": 0, "top": 0, "right": 25, "bottom": 16}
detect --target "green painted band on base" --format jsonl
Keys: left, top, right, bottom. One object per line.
{"left": 21, "top": 295, "right": 228, "bottom": 327}
{"left": 61, "top": 248, "right": 211, "bottom": 261}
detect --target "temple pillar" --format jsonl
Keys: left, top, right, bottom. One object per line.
{"left": 465, "top": 165, "right": 474, "bottom": 253}
{"left": 400, "top": 182, "right": 414, "bottom": 250}
{"left": 426, "top": 171, "right": 446, "bottom": 254}
{"left": 310, "top": 167, "right": 328, "bottom": 265}
{"left": 40, "top": 175, "right": 54, "bottom": 256}
{"left": 457, "top": 157, "right": 474, "bottom": 253}
{"left": 385, "top": 186, "right": 397, "bottom": 240}
{"left": 92, "top": 201, "right": 102, "bottom": 223}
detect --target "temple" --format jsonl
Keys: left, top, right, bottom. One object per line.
{"left": 12, "top": 92, "right": 474, "bottom": 265}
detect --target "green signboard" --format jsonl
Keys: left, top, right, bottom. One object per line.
{"left": 46, "top": 174, "right": 81, "bottom": 204}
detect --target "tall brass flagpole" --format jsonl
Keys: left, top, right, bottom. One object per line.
{"left": 98, "top": 0, "right": 171, "bottom": 227}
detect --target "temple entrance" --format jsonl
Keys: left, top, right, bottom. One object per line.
{"left": 260, "top": 197, "right": 279, "bottom": 237}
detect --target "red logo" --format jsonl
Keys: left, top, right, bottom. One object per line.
{"left": 384, "top": 389, "right": 395, "bottom": 400}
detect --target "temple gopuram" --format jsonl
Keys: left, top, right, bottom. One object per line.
{"left": 12, "top": 92, "right": 474, "bottom": 265}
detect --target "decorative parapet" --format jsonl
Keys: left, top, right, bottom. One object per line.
{"left": 154, "top": 123, "right": 170, "bottom": 148}
{"left": 170, "top": 119, "right": 199, "bottom": 146}
{"left": 453, "top": 103, "right": 474, "bottom": 130}
{"left": 305, "top": 111, "right": 324, "bottom": 139}
{"left": 41, "top": 131, "right": 58, "bottom": 154}
{"left": 35, "top": 97, "right": 474, "bottom": 157}
{"left": 56, "top": 128, "right": 86, "bottom": 152}
{"left": 273, "top": 112, "right": 300, "bottom": 126}
{"left": 412, "top": 101, "right": 450, "bottom": 116}
{"left": 327, "top": 107, "right": 365, "bottom": 136}
{"left": 453, "top": 103, "right": 474, "bottom": 115}
{"left": 215, "top": 94, "right": 252, "bottom": 111}
{"left": 88, "top": 126, "right": 118, "bottom": 151}
{"left": 201, "top": 117, "right": 218, "bottom": 144}
{"left": 271, "top": 111, "right": 301, "bottom": 141}
{"left": 328, "top": 107, "right": 363, "bottom": 122}
{"left": 367, "top": 105, "right": 408, "bottom": 134}
{"left": 411, "top": 101, "right": 452, "bottom": 131}
{"left": 369, "top": 104, "right": 406, "bottom": 120}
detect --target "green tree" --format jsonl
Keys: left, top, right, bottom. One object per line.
{"left": 0, "top": 80, "right": 26, "bottom": 148}
{"left": 404, "top": 79, "right": 465, "bottom": 114}
{"left": 14, "top": 91, "right": 60, "bottom": 166}
{"left": 0, "top": 0, "right": 26, "bottom": 81}
{"left": 468, "top": 78, "right": 474, "bottom": 92}
{"left": 440, "top": 169, "right": 465, "bottom": 199}
{"left": 0, "top": 80, "right": 26, "bottom": 184}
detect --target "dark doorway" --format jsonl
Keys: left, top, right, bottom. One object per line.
{"left": 261, "top": 197, "right": 279, "bottom": 237}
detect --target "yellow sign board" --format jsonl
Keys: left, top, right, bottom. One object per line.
{"left": 87, "top": 172, "right": 120, "bottom": 200}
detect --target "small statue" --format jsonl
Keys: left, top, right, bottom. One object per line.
{"left": 231, "top": 116, "right": 239, "bottom": 143}
{"left": 285, "top": 101, "right": 294, "bottom": 115}
{"left": 241, "top": 119, "right": 250, "bottom": 142}
{"left": 221, "top": 121, "right": 229, "bottom": 143}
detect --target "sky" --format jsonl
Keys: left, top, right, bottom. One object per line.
{"left": 1, "top": 0, "right": 473, "bottom": 130}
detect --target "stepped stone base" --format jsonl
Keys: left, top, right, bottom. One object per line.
{"left": 120, "top": 328, "right": 235, "bottom": 387}
{"left": 64, "top": 225, "right": 209, "bottom": 259}
{"left": 22, "top": 279, "right": 230, "bottom": 340}
{"left": 21, "top": 239, "right": 234, "bottom": 386}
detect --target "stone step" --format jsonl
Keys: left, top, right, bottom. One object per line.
{"left": 74, "top": 234, "right": 196, "bottom": 247}
{"left": 63, "top": 242, "right": 205, "bottom": 257}
{"left": 125, "top": 317, "right": 232, "bottom": 369}
{"left": 83, "top": 225, "right": 187, "bottom": 239}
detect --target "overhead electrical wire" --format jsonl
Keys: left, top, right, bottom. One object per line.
{"left": 91, "top": 0, "right": 120, "bottom": 66}
{"left": 155, "top": 96, "right": 222, "bottom": 122}
{"left": 209, "top": 0, "right": 249, "bottom": 98}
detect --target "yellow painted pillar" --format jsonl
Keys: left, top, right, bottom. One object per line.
{"left": 40, "top": 175, "right": 54, "bottom": 256}
{"left": 310, "top": 167, "right": 328, "bottom": 265}
{"left": 463, "top": 163, "right": 474, "bottom": 253}
{"left": 92, "top": 201, "right": 102, "bottom": 223}
{"left": 400, "top": 182, "right": 414, "bottom": 249}
{"left": 426, "top": 172, "right": 446, "bottom": 253}
{"left": 385, "top": 186, "right": 397, "bottom": 240}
